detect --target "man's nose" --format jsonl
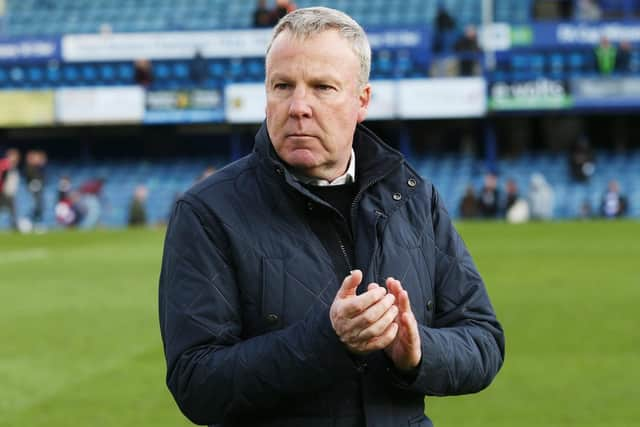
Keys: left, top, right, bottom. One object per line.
{"left": 288, "top": 87, "right": 312, "bottom": 118}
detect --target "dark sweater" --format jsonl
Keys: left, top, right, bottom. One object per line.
{"left": 304, "top": 182, "right": 358, "bottom": 279}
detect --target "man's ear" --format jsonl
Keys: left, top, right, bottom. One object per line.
{"left": 357, "top": 84, "right": 371, "bottom": 123}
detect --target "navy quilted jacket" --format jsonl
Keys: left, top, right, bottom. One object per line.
{"left": 159, "top": 123, "right": 505, "bottom": 427}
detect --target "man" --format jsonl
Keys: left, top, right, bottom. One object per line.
{"left": 601, "top": 179, "right": 628, "bottom": 218}
{"left": 24, "top": 149, "right": 47, "bottom": 228}
{"left": 594, "top": 36, "right": 617, "bottom": 75}
{"left": 478, "top": 172, "right": 500, "bottom": 218}
{"left": 453, "top": 25, "right": 481, "bottom": 76}
{"left": 0, "top": 148, "right": 21, "bottom": 230}
{"left": 159, "top": 7, "right": 504, "bottom": 427}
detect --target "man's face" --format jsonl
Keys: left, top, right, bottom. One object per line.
{"left": 265, "top": 30, "right": 370, "bottom": 181}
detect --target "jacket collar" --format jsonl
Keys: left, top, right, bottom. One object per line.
{"left": 254, "top": 121, "right": 404, "bottom": 191}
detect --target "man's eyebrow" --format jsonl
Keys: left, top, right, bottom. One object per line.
{"left": 268, "top": 72, "right": 341, "bottom": 84}
{"left": 308, "top": 75, "right": 341, "bottom": 85}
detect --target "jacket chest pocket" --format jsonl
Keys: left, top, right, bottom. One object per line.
{"left": 261, "top": 257, "right": 285, "bottom": 331}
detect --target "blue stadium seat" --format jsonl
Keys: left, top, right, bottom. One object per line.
{"left": 99, "top": 64, "right": 116, "bottom": 83}
{"left": 62, "top": 65, "right": 80, "bottom": 86}
{"left": 2, "top": 0, "right": 535, "bottom": 35}
{"left": 0, "top": 68, "right": 7, "bottom": 88}
{"left": 9, "top": 66, "right": 25, "bottom": 86}
{"left": 46, "top": 64, "right": 61, "bottom": 85}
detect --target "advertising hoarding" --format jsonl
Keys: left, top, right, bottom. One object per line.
{"left": 55, "top": 86, "right": 145, "bottom": 124}
{"left": 488, "top": 79, "right": 573, "bottom": 110}
{"left": 144, "top": 89, "right": 224, "bottom": 123}
{"left": 397, "top": 78, "right": 486, "bottom": 118}
{"left": 0, "top": 90, "right": 55, "bottom": 127}
{"left": 0, "top": 37, "right": 60, "bottom": 62}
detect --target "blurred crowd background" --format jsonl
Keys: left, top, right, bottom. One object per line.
{"left": 1, "top": 0, "right": 639, "bottom": 232}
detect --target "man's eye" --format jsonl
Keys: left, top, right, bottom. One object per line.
{"left": 274, "top": 83, "right": 290, "bottom": 90}
{"left": 317, "top": 85, "right": 334, "bottom": 91}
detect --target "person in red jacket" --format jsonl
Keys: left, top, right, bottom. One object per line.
{"left": 0, "top": 148, "right": 21, "bottom": 230}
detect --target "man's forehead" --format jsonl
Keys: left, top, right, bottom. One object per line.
{"left": 267, "top": 29, "right": 356, "bottom": 65}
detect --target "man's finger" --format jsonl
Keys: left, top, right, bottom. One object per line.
{"left": 364, "top": 321, "right": 399, "bottom": 351}
{"left": 386, "top": 277, "right": 402, "bottom": 300}
{"left": 348, "top": 292, "right": 395, "bottom": 330}
{"left": 356, "top": 303, "right": 398, "bottom": 341}
{"left": 342, "top": 286, "right": 387, "bottom": 316}
{"left": 399, "top": 289, "right": 413, "bottom": 314}
{"left": 337, "top": 269, "right": 363, "bottom": 299}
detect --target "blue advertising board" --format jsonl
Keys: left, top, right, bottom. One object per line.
{"left": 570, "top": 76, "right": 640, "bottom": 110}
{"left": 0, "top": 36, "right": 61, "bottom": 63}
{"left": 366, "top": 27, "right": 430, "bottom": 50}
{"left": 144, "top": 89, "right": 225, "bottom": 124}
{"left": 511, "top": 22, "right": 640, "bottom": 48}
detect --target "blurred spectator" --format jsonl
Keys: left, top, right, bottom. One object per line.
{"left": 528, "top": 173, "right": 554, "bottom": 220}
{"left": 0, "top": 148, "right": 20, "bottom": 230}
{"left": 433, "top": 5, "right": 456, "bottom": 53}
{"left": 478, "top": 173, "right": 500, "bottom": 218}
{"left": 506, "top": 200, "right": 530, "bottom": 224}
{"left": 253, "top": 0, "right": 273, "bottom": 28}
{"left": 576, "top": 0, "right": 602, "bottom": 20}
{"left": 55, "top": 177, "right": 105, "bottom": 229}
{"left": 601, "top": 180, "right": 628, "bottom": 218}
{"left": 454, "top": 25, "right": 481, "bottom": 76}
{"left": 569, "top": 136, "right": 595, "bottom": 181}
{"left": 24, "top": 150, "right": 47, "bottom": 228}
{"left": 78, "top": 178, "right": 105, "bottom": 229}
{"left": 559, "top": 0, "right": 574, "bottom": 19}
{"left": 79, "top": 177, "right": 105, "bottom": 195}
{"left": 55, "top": 191, "right": 85, "bottom": 228}
{"left": 504, "top": 178, "right": 520, "bottom": 214}
{"left": 55, "top": 176, "right": 83, "bottom": 227}
{"left": 594, "top": 36, "right": 617, "bottom": 75}
{"left": 57, "top": 175, "right": 72, "bottom": 202}
{"left": 134, "top": 59, "right": 153, "bottom": 87}
{"left": 270, "top": 0, "right": 297, "bottom": 24}
{"left": 504, "top": 179, "right": 530, "bottom": 224}
{"left": 190, "top": 50, "right": 208, "bottom": 88}
{"left": 459, "top": 185, "right": 478, "bottom": 218}
{"left": 128, "top": 185, "right": 148, "bottom": 227}
{"left": 615, "top": 41, "right": 633, "bottom": 73}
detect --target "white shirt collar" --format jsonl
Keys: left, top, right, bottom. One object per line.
{"left": 292, "top": 149, "right": 356, "bottom": 186}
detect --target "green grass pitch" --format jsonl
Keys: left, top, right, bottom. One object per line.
{"left": 1, "top": 221, "right": 638, "bottom": 426}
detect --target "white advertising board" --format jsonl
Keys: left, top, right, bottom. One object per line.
{"left": 55, "top": 86, "right": 145, "bottom": 124}
{"left": 397, "top": 78, "right": 487, "bottom": 118}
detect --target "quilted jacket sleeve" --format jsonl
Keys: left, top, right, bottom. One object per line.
{"left": 392, "top": 185, "right": 505, "bottom": 396}
{"left": 159, "top": 198, "right": 357, "bottom": 425}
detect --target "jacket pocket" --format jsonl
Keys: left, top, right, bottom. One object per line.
{"left": 261, "top": 257, "right": 285, "bottom": 330}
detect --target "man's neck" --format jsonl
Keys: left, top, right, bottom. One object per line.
{"left": 292, "top": 149, "right": 356, "bottom": 187}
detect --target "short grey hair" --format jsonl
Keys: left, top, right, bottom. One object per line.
{"left": 265, "top": 7, "right": 371, "bottom": 88}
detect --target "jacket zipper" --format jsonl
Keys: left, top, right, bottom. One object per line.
{"left": 337, "top": 234, "right": 353, "bottom": 273}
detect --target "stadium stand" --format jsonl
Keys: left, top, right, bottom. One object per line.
{"left": 2, "top": 149, "right": 638, "bottom": 230}
{"left": 1, "top": 0, "right": 538, "bottom": 36}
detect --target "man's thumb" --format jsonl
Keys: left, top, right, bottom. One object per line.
{"left": 338, "top": 269, "right": 362, "bottom": 298}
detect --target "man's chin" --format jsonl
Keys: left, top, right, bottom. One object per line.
{"left": 285, "top": 150, "right": 318, "bottom": 170}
